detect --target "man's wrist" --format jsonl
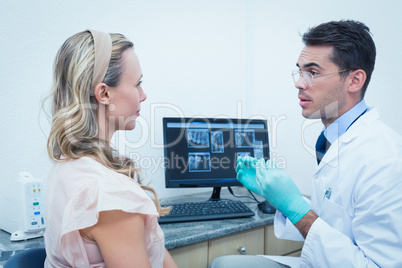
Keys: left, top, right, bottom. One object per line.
{"left": 294, "top": 210, "right": 318, "bottom": 238}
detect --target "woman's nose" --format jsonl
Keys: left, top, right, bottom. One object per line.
{"left": 140, "top": 88, "right": 147, "bottom": 102}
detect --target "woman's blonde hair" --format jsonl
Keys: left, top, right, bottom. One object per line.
{"left": 47, "top": 31, "right": 169, "bottom": 216}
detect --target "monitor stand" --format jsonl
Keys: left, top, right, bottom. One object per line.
{"left": 208, "top": 187, "right": 222, "bottom": 201}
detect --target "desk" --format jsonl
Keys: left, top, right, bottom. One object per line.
{"left": 0, "top": 188, "right": 303, "bottom": 267}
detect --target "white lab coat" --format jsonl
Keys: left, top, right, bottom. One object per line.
{"left": 274, "top": 108, "right": 402, "bottom": 267}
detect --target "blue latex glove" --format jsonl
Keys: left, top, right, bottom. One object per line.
{"left": 236, "top": 156, "right": 263, "bottom": 196}
{"left": 255, "top": 158, "right": 311, "bottom": 224}
{"left": 237, "top": 156, "right": 311, "bottom": 224}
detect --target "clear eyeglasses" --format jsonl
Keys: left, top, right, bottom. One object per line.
{"left": 291, "top": 69, "right": 351, "bottom": 88}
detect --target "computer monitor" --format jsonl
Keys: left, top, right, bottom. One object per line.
{"left": 162, "top": 117, "right": 270, "bottom": 201}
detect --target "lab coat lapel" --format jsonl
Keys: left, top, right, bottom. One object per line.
{"left": 315, "top": 107, "right": 379, "bottom": 173}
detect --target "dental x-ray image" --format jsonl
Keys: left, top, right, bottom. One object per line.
{"left": 187, "top": 129, "right": 210, "bottom": 148}
{"left": 235, "top": 129, "right": 255, "bottom": 148}
{"left": 253, "top": 140, "right": 264, "bottom": 159}
{"left": 188, "top": 152, "right": 211, "bottom": 172}
{"left": 211, "top": 131, "right": 224, "bottom": 153}
{"left": 236, "top": 152, "right": 251, "bottom": 160}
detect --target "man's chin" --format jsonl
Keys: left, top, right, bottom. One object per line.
{"left": 302, "top": 109, "right": 321, "bottom": 120}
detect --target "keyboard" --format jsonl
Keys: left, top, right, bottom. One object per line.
{"left": 158, "top": 200, "right": 255, "bottom": 223}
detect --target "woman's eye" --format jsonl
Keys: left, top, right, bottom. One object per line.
{"left": 136, "top": 80, "right": 143, "bottom": 87}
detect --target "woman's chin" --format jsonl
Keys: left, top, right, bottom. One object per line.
{"left": 120, "top": 116, "right": 138, "bottom": 131}
{"left": 126, "top": 122, "right": 136, "bottom": 131}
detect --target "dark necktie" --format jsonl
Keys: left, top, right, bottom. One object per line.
{"left": 315, "top": 131, "right": 330, "bottom": 165}
{"left": 315, "top": 108, "right": 367, "bottom": 165}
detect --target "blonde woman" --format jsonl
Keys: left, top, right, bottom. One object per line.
{"left": 45, "top": 29, "right": 177, "bottom": 268}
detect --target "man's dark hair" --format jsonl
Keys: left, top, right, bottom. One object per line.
{"left": 302, "top": 20, "right": 376, "bottom": 96}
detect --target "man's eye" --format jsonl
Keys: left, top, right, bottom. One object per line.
{"left": 310, "top": 71, "right": 319, "bottom": 76}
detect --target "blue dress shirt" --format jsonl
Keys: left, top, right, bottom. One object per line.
{"left": 323, "top": 99, "right": 369, "bottom": 144}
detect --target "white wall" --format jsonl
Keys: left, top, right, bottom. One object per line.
{"left": 1, "top": 0, "right": 401, "bottom": 199}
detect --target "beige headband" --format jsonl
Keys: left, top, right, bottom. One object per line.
{"left": 87, "top": 29, "right": 112, "bottom": 89}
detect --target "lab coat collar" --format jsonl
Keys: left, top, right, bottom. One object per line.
{"left": 324, "top": 99, "right": 368, "bottom": 145}
{"left": 315, "top": 107, "right": 379, "bottom": 172}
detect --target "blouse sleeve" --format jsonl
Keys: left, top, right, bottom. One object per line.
{"left": 59, "top": 165, "right": 160, "bottom": 266}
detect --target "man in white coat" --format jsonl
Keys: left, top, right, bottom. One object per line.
{"left": 209, "top": 20, "right": 402, "bottom": 267}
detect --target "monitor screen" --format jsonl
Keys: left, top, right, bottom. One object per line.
{"left": 162, "top": 117, "right": 270, "bottom": 193}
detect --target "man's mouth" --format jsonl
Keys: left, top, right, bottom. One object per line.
{"left": 298, "top": 95, "right": 312, "bottom": 107}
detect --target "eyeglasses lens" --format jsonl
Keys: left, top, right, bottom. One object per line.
{"left": 303, "top": 72, "right": 313, "bottom": 88}
{"left": 292, "top": 71, "right": 313, "bottom": 88}
{"left": 292, "top": 71, "right": 298, "bottom": 84}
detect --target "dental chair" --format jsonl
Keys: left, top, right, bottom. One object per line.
{"left": 4, "top": 248, "right": 46, "bottom": 268}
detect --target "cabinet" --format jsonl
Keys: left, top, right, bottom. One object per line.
{"left": 265, "top": 224, "right": 304, "bottom": 256}
{"left": 169, "top": 225, "right": 303, "bottom": 268}
{"left": 208, "top": 227, "right": 264, "bottom": 263}
{"left": 169, "top": 242, "right": 209, "bottom": 268}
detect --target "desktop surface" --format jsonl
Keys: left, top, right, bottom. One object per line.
{"left": 159, "top": 188, "right": 274, "bottom": 249}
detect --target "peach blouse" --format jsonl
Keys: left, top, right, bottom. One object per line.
{"left": 44, "top": 157, "right": 165, "bottom": 267}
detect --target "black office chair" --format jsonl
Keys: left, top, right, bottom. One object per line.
{"left": 4, "top": 248, "right": 46, "bottom": 268}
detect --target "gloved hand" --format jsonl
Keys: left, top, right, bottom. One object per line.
{"left": 236, "top": 156, "right": 263, "bottom": 196}
{"left": 255, "top": 158, "right": 311, "bottom": 224}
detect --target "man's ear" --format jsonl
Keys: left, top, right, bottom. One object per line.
{"left": 347, "top": 69, "right": 366, "bottom": 94}
{"left": 94, "top": 83, "right": 111, "bottom": 105}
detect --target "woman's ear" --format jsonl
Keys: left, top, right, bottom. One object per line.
{"left": 347, "top": 69, "right": 366, "bottom": 94}
{"left": 94, "top": 83, "right": 111, "bottom": 105}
